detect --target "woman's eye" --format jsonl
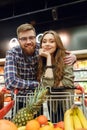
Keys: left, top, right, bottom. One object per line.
{"left": 50, "top": 40, "right": 54, "bottom": 43}
{"left": 42, "top": 41, "right": 46, "bottom": 43}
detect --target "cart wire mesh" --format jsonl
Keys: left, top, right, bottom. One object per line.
{"left": 1, "top": 86, "right": 87, "bottom": 122}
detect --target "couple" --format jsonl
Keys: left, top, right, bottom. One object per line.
{"left": 4, "top": 23, "right": 75, "bottom": 121}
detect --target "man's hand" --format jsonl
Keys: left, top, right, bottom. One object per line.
{"left": 64, "top": 50, "right": 77, "bottom": 65}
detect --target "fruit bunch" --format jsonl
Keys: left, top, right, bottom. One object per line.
{"left": 18, "top": 115, "right": 64, "bottom": 130}
{"left": 64, "top": 105, "right": 87, "bottom": 130}
{"left": 12, "top": 86, "right": 48, "bottom": 127}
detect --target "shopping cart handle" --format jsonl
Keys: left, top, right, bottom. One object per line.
{"left": 47, "top": 86, "right": 85, "bottom": 93}
{"left": 76, "top": 85, "right": 84, "bottom": 93}
{"left": 13, "top": 88, "right": 36, "bottom": 94}
{"left": 47, "top": 86, "right": 75, "bottom": 92}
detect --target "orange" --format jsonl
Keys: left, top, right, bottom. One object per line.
{"left": 0, "top": 119, "right": 17, "bottom": 130}
{"left": 36, "top": 115, "right": 48, "bottom": 125}
{"left": 26, "top": 119, "right": 40, "bottom": 130}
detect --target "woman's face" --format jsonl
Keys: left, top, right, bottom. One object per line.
{"left": 41, "top": 33, "right": 57, "bottom": 54}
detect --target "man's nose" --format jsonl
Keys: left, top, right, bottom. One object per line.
{"left": 26, "top": 38, "right": 32, "bottom": 42}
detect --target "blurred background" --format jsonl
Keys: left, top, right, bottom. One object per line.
{"left": 0, "top": 0, "right": 87, "bottom": 103}
{"left": 0, "top": 0, "right": 87, "bottom": 58}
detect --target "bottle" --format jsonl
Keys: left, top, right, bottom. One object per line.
{"left": 0, "top": 92, "right": 4, "bottom": 109}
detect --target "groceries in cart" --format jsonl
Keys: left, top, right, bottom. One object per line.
{"left": 12, "top": 86, "right": 48, "bottom": 127}
{"left": 0, "top": 106, "right": 87, "bottom": 130}
{"left": 0, "top": 91, "right": 4, "bottom": 109}
{"left": 0, "top": 119, "right": 17, "bottom": 130}
{"left": 0, "top": 85, "right": 87, "bottom": 130}
{"left": 64, "top": 105, "right": 87, "bottom": 130}
{"left": 0, "top": 87, "right": 12, "bottom": 111}
{"left": 0, "top": 87, "right": 15, "bottom": 120}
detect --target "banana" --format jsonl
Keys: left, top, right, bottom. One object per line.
{"left": 73, "top": 110, "right": 82, "bottom": 129}
{"left": 18, "top": 126, "right": 26, "bottom": 130}
{"left": 64, "top": 108, "right": 74, "bottom": 130}
{"left": 75, "top": 106, "right": 87, "bottom": 129}
{"left": 48, "top": 121, "right": 54, "bottom": 127}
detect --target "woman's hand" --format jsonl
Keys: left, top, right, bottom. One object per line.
{"left": 39, "top": 48, "right": 53, "bottom": 78}
{"left": 39, "top": 49, "right": 52, "bottom": 66}
{"left": 39, "top": 48, "right": 50, "bottom": 58}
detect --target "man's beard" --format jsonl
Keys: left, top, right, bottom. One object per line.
{"left": 22, "top": 46, "right": 36, "bottom": 56}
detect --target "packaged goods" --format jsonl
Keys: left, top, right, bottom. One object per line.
{"left": 0, "top": 92, "right": 4, "bottom": 109}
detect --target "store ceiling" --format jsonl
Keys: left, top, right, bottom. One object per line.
{"left": 0, "top": 0, "right": 87, "bottom": 22}
{"left": 0, "top": 0, "right": 87, "bottom": 58}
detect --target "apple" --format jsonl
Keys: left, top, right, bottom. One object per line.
{"left": 54, "top": 121, "right": 64, "bottom": 130}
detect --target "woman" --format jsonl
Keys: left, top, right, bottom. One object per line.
{"left": 37, "top": 30, "right": 74, "bottom": 122}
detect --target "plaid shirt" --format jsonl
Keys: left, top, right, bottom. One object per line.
{"left": 4, "top": 45, "right": 39, "bottom": 94}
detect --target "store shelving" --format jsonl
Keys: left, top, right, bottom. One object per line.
{"left": 0, "top": 58, "right": 5, "bottom": 65}
{"left": 0, "top": 58, "right": 5, "bottom": 88}
{"left": 71, "top": 49, "right": 87, "bottom": 59}
{"left": 71, "top": 50, "right": 87, "bottom": 106}
{"left": 74, "top": 60, "right": 87, "bottom": 93}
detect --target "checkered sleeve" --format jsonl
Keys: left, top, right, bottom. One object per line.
{"left": 4, "top": 50, "right": 38, "bottom": 90}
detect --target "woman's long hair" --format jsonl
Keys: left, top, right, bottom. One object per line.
{"left": 37, "top": 30, "right": 66, "bottom": 87}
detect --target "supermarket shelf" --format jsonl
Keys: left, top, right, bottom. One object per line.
{"left": 71, "top": 49, "right": 87, "bottom": 59}
{"left": 71, "top": 49, "right": 87, "bottom": 55}
{"left": 74, "top": 69, "right": 87, "bottom": 71}
{"left": 0, "top": 58, "right": 5, "bottom": 65}
{"left": 74, "top": 79, "right": 87, "bottom": 82}
{"left": 0, "top": 74, "right": 4, "bottom": 76}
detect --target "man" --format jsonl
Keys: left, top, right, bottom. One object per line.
{"left": 4, "top": 23, "right": 76, "bottom": 94}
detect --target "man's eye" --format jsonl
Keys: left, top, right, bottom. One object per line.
{"left": 19, "top": 36, "right": 36, "bottom": 41}
{"left": 19, "top": 37, "right": 27, "bottom": 41}
{"left": 22, "top": 37, "right": 27, "bottom": 41}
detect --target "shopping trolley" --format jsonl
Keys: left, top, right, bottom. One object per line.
{"left": 0, "top": 100, "right": 15, "bottom": 119}
{"left": 1, "top": 86, "right": 87, "bottom": 123}
{"left": 0, "top": 87, "right": 15, "bottom": 120}
{"left": 11, "top": 85, "right": 87, "bottom": 123}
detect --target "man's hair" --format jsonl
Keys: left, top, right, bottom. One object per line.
{"left": 16, "top": 23, "right": 36, "bottom": 37}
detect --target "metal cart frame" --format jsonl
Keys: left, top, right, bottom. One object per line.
{"left": 0, "top": 86, "right": 87, "bottom": 122}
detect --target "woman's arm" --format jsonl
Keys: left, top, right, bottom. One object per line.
{"left": 39, "top": 48, "right": 54, "bottom": 86}
{"left": 60, "top": 65, "right": 74, "bottom": 88}
{"left": 44, "top": 55, "right": 54, "bottom": 78}
{"left": 39, "top": 48, "right": 53, "bottom": 78}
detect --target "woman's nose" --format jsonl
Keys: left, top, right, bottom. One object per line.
{"left": 46, "top": 42, "right": 50, "bottom": 45}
